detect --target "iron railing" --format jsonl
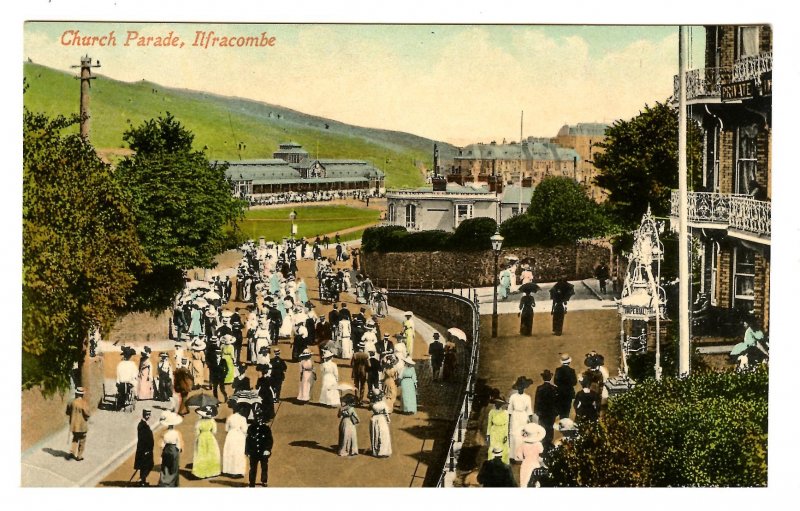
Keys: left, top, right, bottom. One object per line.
{"left": 672, "top": 51, "right": 772, "bottom": 101}
{"left": 384, "top": 284, "right": 480, "bottom": 487}
{"left": 670, "top": 190, "right": 771, "bottom": 239}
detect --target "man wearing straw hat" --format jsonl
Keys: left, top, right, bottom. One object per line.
{"left": 477, "top": 446, "right": 516, "bottom": 487}
{"left": 65, "top": 387, "right": 91, "bottom": 461}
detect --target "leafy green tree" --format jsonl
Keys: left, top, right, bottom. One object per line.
{"left": 545, "top": 366, "right": 768, "bottom": 487}
{"left": 23, "top": 109, "right": 147, "bottom": 392}
{"left": 115, "top": 113, "right": 246, "bottom": 312}
{"left": 594, "top": 102, "right": 703, "bottom": 229}
{"left": 500, "top": 176, "right": 608, "bottom": 246}
{"left": 446, "top": 217, "right": 497, "bottom": 251}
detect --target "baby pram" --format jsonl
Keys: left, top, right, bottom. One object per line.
{"left": 319, "top": 274, "right": 340, "bottom": 303}
{"left": 98, "top": 381, "right": 136, "bottom": 413}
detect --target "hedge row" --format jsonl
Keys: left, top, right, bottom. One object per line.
{"left": 362, "top": 217, "right": 498, "bottom": 253}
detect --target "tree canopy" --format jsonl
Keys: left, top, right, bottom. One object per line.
{"left": 23, "top": 109, "right": 147, "bottom": 392}
{"left": 500, "top": 176, "right": 609, "bottom": 246}
{"left": 593, "top": 102, "right": 703, "bottom": 229}
{"left": 115, "top": 113, "right": 245, "bottom": 312}
{"left": 544, "top": 366, "right": 768, "bottom": 487}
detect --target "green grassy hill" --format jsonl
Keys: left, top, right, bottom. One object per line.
{"left": 23, "top": 63, "right": 456, "bottom": 188}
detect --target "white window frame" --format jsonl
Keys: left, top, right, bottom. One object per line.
{"left": 732, "top": 246, "right": 756, "bottom": 311}
{"left": 454, "top": 203, "right": 473, "bottom": 228}
{"left": 735, "top": 125, "right": 758, "bottom": 195}
{"left": 737, "top": 26, "right": 760, "bottom": 59}
{"left": 388, "top": 203, "right": 396, "bottom": 223}
{"left": 405, "top": 204, "right": 417, "bottom": 230}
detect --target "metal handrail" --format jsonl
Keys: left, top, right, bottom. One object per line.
{"left": 669, "top": 190, "right": 771, "bottom": 238}
{"left": 387, "top": 285, "right": 480, "bottom": 487}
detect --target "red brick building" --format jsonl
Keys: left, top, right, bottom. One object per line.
{"left": 670, "top": 25, "right": 772, "bottom": 329}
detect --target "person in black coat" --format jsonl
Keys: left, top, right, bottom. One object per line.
{"left": 534, "top": 369, "right": 560, "bottom": 450}
{"left": 134, "top": 410, "right": 154, "bottom": 486}
{"left": 573, "top": 378, "right": 599, "bottom": 422}
{"left": 245, "top": 412, "right": 274, "bottom": 487}
{"left": 338, "top": 302, "right": 351, "bottom": 323}
{"left": 375, "top": 332, "right": 394, "bottom": 360}
{"left": 554, "top": 353, "right": 578, "bottom": 420}
{"left": 269, "top": 350, "right": 287, "bottom": 402}
{"left": 232, "top": 363, "right": 251, "bottom": 392}
{"left": 477, "top": 447, "right": 517, "bottom": 487}
{"left": 255, "top": 366, "right": 276, "bottom": 421}
{"left": 208, "top": 349, "right": 228, "bottom": 402}
{"left": 267, "top": 304, "right": 282, "bottom": 345}
{"left": 367, "top": 352, "right": 381, "bottom": 394}
{"left": 231, "top": 309, "right": 244, "bottom": 364}
{"left": 428, "top": 333, "right": 445, "bottom": 380}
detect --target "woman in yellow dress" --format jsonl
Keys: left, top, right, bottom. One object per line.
{"left": 191, "top": 405, "right": 221, "bottom": 479}
{"left": 486, "top": 397, "right": 510, "bottom": 464}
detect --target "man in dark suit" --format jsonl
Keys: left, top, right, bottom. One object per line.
{"left": 266, "top": 303, "right": 282, "bottom": 345}
{"left": 534, "top": 369, "right": 560, "bottom": 450}
{"left": 477, "top": 447, "right": 517, "bottom": 487}
{"left": 269, "top": 350, "right": 287, "bottom": 402}
{"left": 134, "top": 409, "right": 154, "bottom": 486}
{"left": 351, "top": 343, "right": 370, "bottom": 404}
{"left": 554, "top": 353, "right": 578, "bottom": 420}
{"left": 375, "top": 332, "right": 394, "bottom": 360}
{"left": 367, "top": 351, "right": 382, "bottom": 395}
{"left": 230, "top": 309, "right": 244, "bottom": 363}
{"left": 428, "top": 333, "right": 445, "bottom": 380}
{"left": 338, "top": 302, "right": 351, "bottom": 322}
{"left": 245, "top": 412, "right": 274, "bottom": 487}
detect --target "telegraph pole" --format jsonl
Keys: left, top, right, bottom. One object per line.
{"left": 678, "top": 27, "right": 691, "bottom": 376}
{"left": 71, "top": 55, "right": 101, "bottom": 139}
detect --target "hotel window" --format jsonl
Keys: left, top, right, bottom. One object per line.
{"left": 405, "top": 204, "right": 417, "bottom": 230}
{"left": 388, "top": 204, "right": 396, "bottom": 223}
{"left": 737, "top": 26, "right": 760, "bottom": 59}
{"left": 735, "top": 125, "right": 759, "bottom": 195}
{"left": 454, "top": 203, "right": 473, "bottom": 227}
{"left": 733, "top": 247, "right": 756, "bottom": 312}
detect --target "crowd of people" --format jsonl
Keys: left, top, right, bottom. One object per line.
{"left": 246, "top": 190, "right": 383, "bottom": 207}
{"left": 478, "top": 351, "right": 608, "bottom": 487}
{"left": 73, "top": 232, "right": 464, "bottom": 487}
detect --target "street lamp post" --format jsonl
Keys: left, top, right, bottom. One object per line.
{"left": 490, "top": 230, "right": 504, "bottom": 338}
{"left": 289, "top": 210, "right": 297, "bottom": 240}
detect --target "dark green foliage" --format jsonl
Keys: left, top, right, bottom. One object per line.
{"left": 594, "top": 102, "right": 703, "bottom": 230}
{"left": 626, "top": 343, "right": 710, "bottom": 382}
{"left": 362, "top": 225, "right": 409, "bottom": 252}
{"left": 544, "top": 366, "right": 768, "bottom": 487}
{"left": 115, "top": 113, "right": 246, "bottom": 312}
{"left": 402, "top": 230, "right": 451, "bottom": 251}
{"left": 23, "top": 109, "right": 147, "bottom": 392}
{"left": 446, "top": 217, "right": 497, "bottom": 251}
{"left": 500, "top": 177, "right": 609, "bottom": 246}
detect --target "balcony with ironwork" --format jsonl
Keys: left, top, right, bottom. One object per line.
{"left": 672, "top": 51, "right": 772, "bottom": 103}
{"left": 670, "top": 190, "right": 771, "bottom": 243}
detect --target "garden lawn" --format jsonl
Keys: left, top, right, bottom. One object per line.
{"left": 236, "top": 205, "right": 380, "bottom": 241}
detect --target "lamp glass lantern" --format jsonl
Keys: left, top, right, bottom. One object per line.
{"left": 490, "top": 231, "right": 504, "bottom": 253}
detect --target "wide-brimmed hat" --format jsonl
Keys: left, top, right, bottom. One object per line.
{"left": 322, "top": 350, "right": 334, "bottom": 360}
{"left": 205, "top": 308, "right": 218, "bottom": 318}
{"left": 341, "top": 394, "right": 357, "bottom": 407}
{"left": 403, "top": 357, "right": 415, "bottom": 366}
{"left": 221, "top": 310, "right": 234, "bottom": 319}
{"left": 560, "top": 353, "right": 572, "bottom": 364}
{"left": 195, "top": 405, "right": 218, "bottom": 419}
{"left": 140, "top": 346, "right": 152, "bottom": 356}
{"left": 491, "top": 396, "right": 507, "bottom": 406}
{"left": 512, "top": 376, "right": 534, "bottom": 391}
{"left": 121, "top": 346, "right": 136, "bottom": 359}
{"left": 556, "top": 418, "right": 576, "bottom": 432}
{"left": 584, "top": 352, "right": 605, "bottom": 368}
{"left": 522, "top": 423, "right": 546, "bottom": 443}
{"left": 404, "top": 311, "right": 413, "bottom": 317}
{"left": 273, "top": 349, "right": 281, "bottom": 356}
{"left": 221, "top": 334, "right": 236, "bottom": 345}
{"left": 159, "top": 411, "right": 183, "bottom": 427}
{"left": 299, "top": 348, "right": 313, "bottom": 358}
{"left": 75, "top": 387, "right": 85, "bottom": 395}
{"left": 491, "top": 446, "right": 505, "bottom": 456}
{"left": 159, "top": 352, "right": 169, "bottom": 358}
{"left": 190, "top": 338, "right": 207, "bottom": 351}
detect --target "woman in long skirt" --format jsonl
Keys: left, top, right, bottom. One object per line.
{"left": 158, "top": 412, "right": 183, "bottom": 487}
{"left": 189, "top": 305, "right": 203, "bottom": 337}
{"left": 222, "top": 406, "right": 248, "bottom": 477}
{"left": 369, "top": 397, "right": 392, "bottom": 458}
{"left": 318, "top": 351, "right": 341, "bottom": 407}
{"left": 399, "top": 358, "right": 418, "bottom": 414}
{"left": 507, "top": 377, "right": 534, "bottom": 462}
{"left": 191, "top": 405, "right": 222, "bottom": 479}
{"left": 338, "top": 395, "right": 360, "bottom": 456}
{"left": 382, "top": 364, "right": 398, "bottom": 414}
{"left": 486, "top": 397, "right": 510, "bottom": 464}
{"left": 339, "top": 319, "right": 353, "bottom": 360}
{"left": 517, "top": 423, "right": 545, "bottom": 487}
{"left": 297, "top": 278, "right": 309, "bottom": 305}
{"left": 221, "top": 337, "right": 236, "bottom": 385}
{"left": 137, "top": 348, "right": 154, "bottom": 400}
{"left": 518, "top": 291, "right": 535, "bottom": 336}
{"left": 297, "top": 349, "right": 316, "bottom": 402}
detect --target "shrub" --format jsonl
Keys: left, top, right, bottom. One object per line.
{"left": 446, "top": 217, "right": 498, "bottom": 251}
{"left": 401, "top": 230, "right": 451, "bottom": 251}
{"left": 362, "top": 225, "right": 408, "bottom": 252}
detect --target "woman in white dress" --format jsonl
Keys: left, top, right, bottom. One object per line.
{"left": 318, "top": 350, "right": 341, "bottom": 407}
{"left": 392, "top": 341, "right": 407, "bottom": 378}
{"left": 222, "top": 406, "right": 248, "bottom": 477}
{"left": 369, "top": 396, "right": 392, "bottom": 458}
{"left": 507, "top": 376, "right": 535, "bottom": 462}
{"left": 339, "top": 319, "right": 353, "bottom": 360}
{"left": 254, "top": 317, "right": 271, "bottom": 365}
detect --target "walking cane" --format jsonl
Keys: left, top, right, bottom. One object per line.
{"left": 129, "top": 469, "right": 139, "bottom": 484}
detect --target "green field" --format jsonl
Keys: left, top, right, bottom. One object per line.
{"left": 23, "top": 63, "right": 455, "bottom": 189}
{"left": 236, "top": 205, "right": 380, "bottom": 242}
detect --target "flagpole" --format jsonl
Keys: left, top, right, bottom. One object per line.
{"left": 678, "top": 26, "right": 691, "bottom": 376}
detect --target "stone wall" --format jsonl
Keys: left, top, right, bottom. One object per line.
{"left": 362, "top": 241, "right": 612, "bottom": 288}
{"left": 388, "top": 292, "right": 477, "bottom": 342}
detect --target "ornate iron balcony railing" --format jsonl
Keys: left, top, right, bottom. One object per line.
{"left": 670, "top": 190, "right": 771, "bottom": 239}
{"left": 733, "top": 51, "right": 773, "bottom": 82}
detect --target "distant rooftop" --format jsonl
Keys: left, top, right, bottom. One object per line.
{"left": 456, "top": 141, "right": 579, "bottom": 162}
{"left": 556, "top": 123, "right": 609, "bottom": 137}
{"left": 500, "top": 185, "right": 534, "bottom": 205}
{"left": 391, "top": 183, "right": 493, "bottom": 195}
